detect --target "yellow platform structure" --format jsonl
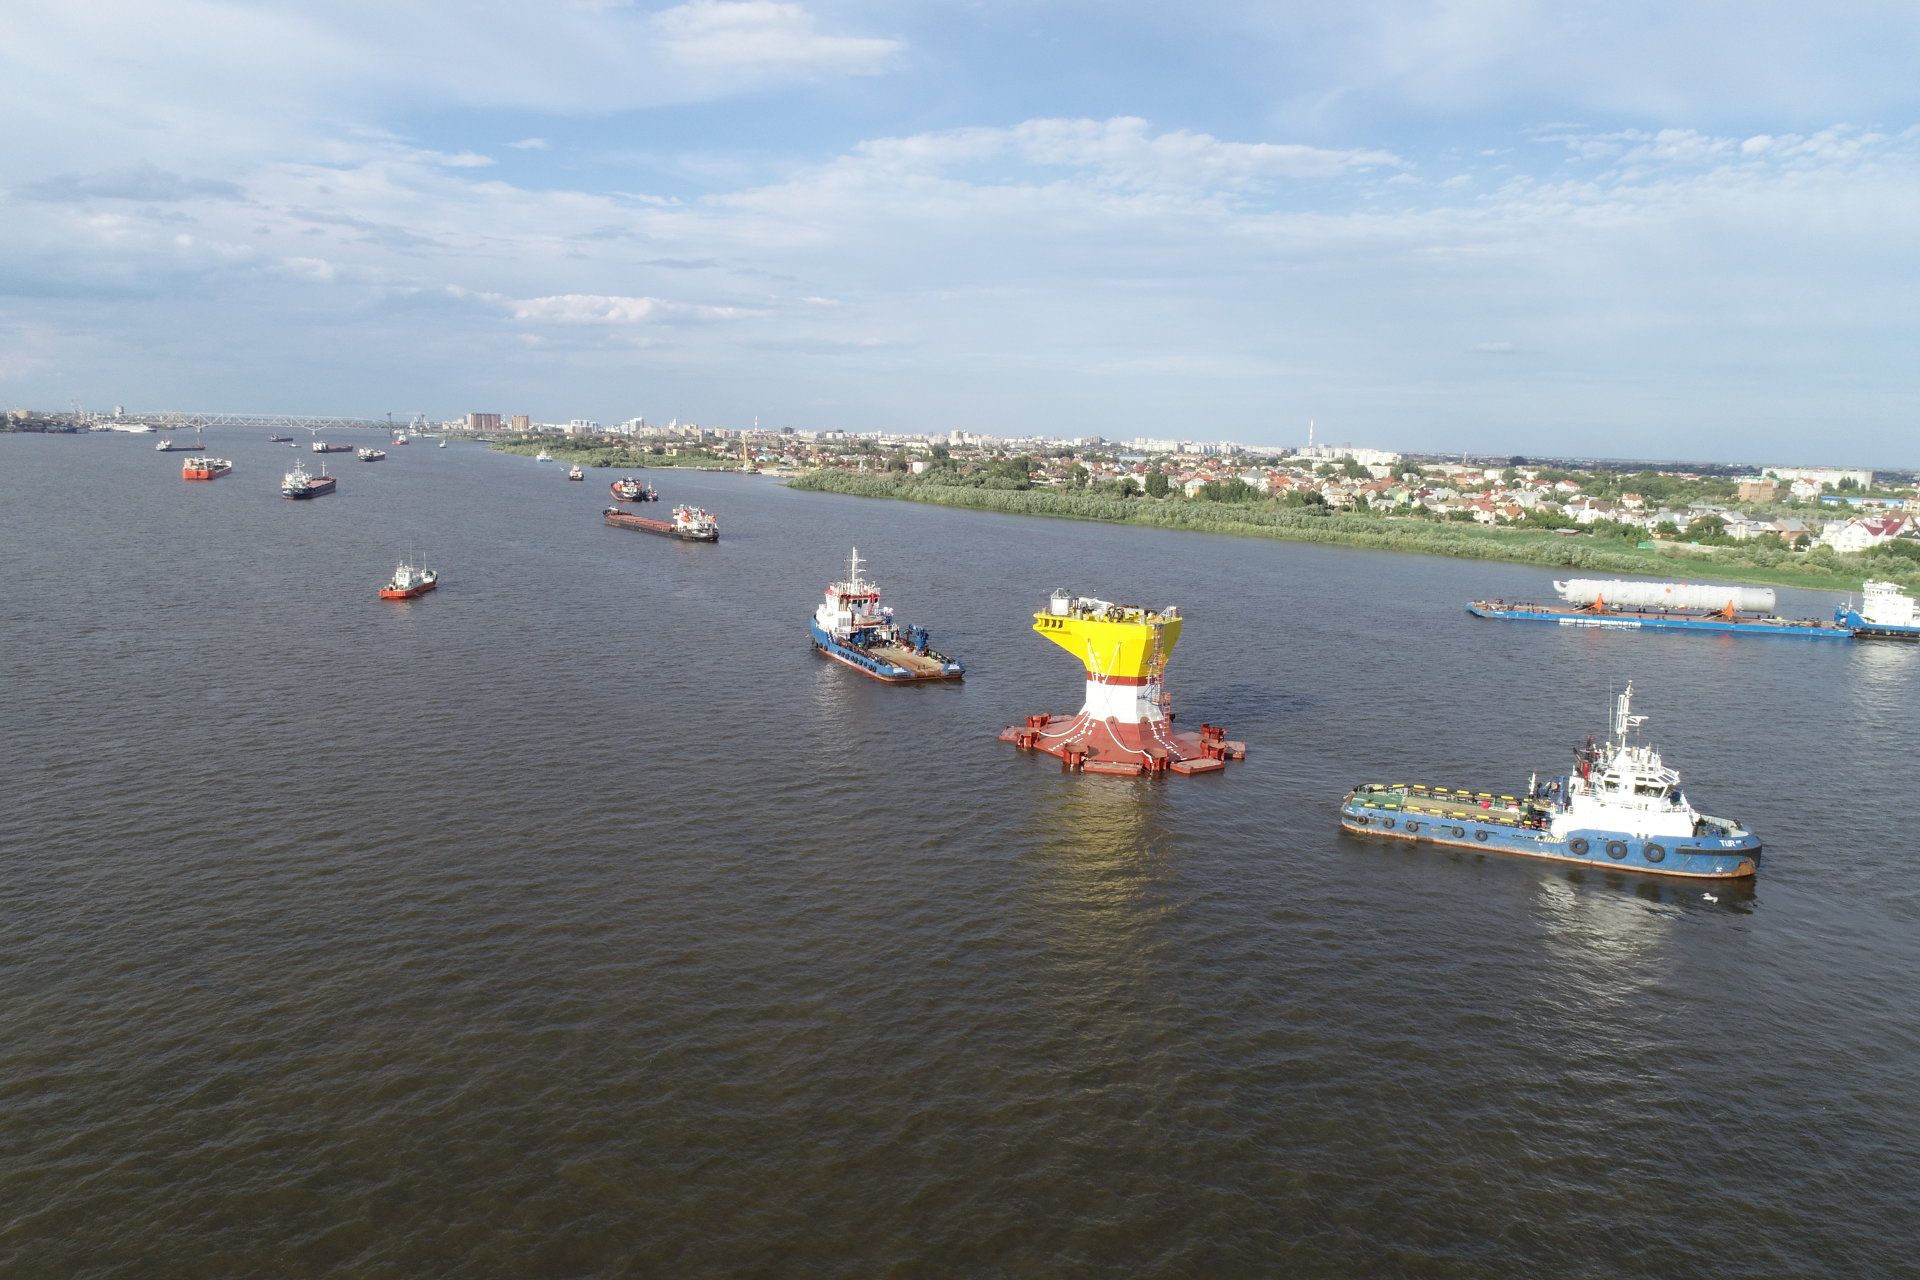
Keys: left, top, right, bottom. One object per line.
{"left": 1000, "top": 591, "right": 1243, "bottom": 776}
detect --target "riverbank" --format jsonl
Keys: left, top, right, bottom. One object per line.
{"left": 786, "top": 471, "right": 1916, "bottom": 593}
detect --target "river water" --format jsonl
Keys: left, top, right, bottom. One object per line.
{"left": 2, "top": 432, "right": 1916, "bottom": 1277}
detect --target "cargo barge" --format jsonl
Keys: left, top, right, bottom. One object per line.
{"left": 808, "top": 548, "right": 964, "bottom": 683}
{"left": 1341, "top": 683, "right": 1759, "bottom": 880}
{"left": 310, "top": 441, "right": 354, "bottom": 454}
{"left": 1471, "top": 578, "right": 1849, "bottom": 639}
{"left": 282, "top": 460, "right": 336, "bottom": 498}
{"left": 182, "top": 457, "right": 233, "bottom": 480}
{"left": 603, "top": 504, "right": 718, "bottom": 541}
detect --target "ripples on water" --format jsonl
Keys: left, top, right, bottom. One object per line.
{"left": 2, "top": 434, "right": 1916, "bottom": 1277}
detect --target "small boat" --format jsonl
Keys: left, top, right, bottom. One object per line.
{"left": 392, "top": 433, "right": 409, "bottom": 445}
{"left": 378, "top": 561, "right": 438, "bottom": 599}
{"left": 1340, "top": 683, "right": 1759, "bottom": 879}
{"left": 182, "top": 457, "right": 233, "bottom": 480}
{"left": 609, "top": 477, "right": 659, "bottom": 502}
{"left": 357, "top": 448, "right": 387, "bottom": 462}
{"left": 535, "top": 450, "right": 552, "bottom": 462}
{"left": 437, "top": 440, "right": 447, "bottom": 449}
{"left": 809, "top": 548, "right": 964, "bottom": 682}
{"left": 281, "top": 459, "right": 336, "bottom": 499}
{"left": 567, "top": 464, "right": 584, "bottom": 481}
{"left": 603, "top": 504, "right": 719, "bottom": 542}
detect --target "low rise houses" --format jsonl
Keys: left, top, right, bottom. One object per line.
{"left": 1820, "top": 516, "right": 1910, "bottom": 554}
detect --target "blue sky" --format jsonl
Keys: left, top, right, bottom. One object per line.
{"left": 4, "top": 1, "right": 1917, "bottom": 462}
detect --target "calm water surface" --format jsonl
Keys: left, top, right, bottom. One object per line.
{"left": 2, "top": 433, "right": 1916, "bottom": 1277}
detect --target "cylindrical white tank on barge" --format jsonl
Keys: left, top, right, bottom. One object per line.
{"left": 1554, "top": 579, "right": 1777, "bottom": 612}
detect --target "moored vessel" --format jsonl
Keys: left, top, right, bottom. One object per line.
{"left": 182, "top": 457, "right": 233, "bottom": 480}
{"left": 281, "top": 459, "right": 336, "bottom": 498}
{"left": 1000, "top": 591, "right": 1243, "bottom": 776}
{"left": 1470, "top": 578, "right": 1849, "bottom": 639}
{"left": 378, "top": 561, "right": 438, "bottom": 600}
{"left": 610, "top": 477, "right": 658, "bottom": 502}
{"left": 357, "top": 448, "right": 387, "bottom": 461}
{"left": 1836, "top": 581, "right": 1920, "bottom": 641}
{"left": 535, "top": 449, "right": 552, "bottom": 462}
{"left": 808, "top": 548, "right": 964, "bottom": 683}
{"left": 602, "top": 504, "right": 719, "bottom": 541}
{"left": 267, "top": 434, "right": 293, "bottom": 443}
{"left": 1340, "top": 683, "right": 1759, "bottom": 879}
{"left": 311, "top": 441, "right": 353, "bottom": 453}
{"left": 155, "top": 437, "right": 204, "bottom": 452}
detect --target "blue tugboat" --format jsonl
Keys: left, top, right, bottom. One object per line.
{"left": 1836, "top": 581, "right": 1920, "bottom": 641}
{"left": 1340, "top": 683, "right": 1759, "bottom": 880}
{"left": 809, "top": 548, "right": 964, "bottom": 683}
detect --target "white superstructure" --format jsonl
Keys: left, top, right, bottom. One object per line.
{"left": 1859, "top": 580, "right": 1918, "bottom": 628}
{"left": 1550, "top": 684, "right": 1727, "bottom": 841}
{"left": 814, "top": 547, "right": 892, "bottom": 643}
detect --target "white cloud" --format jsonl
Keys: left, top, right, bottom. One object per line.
{"left": 651, "top": 1, "right": 901, "bottom": 75}
{"left": 506, "top": 137, "right": 551, "bottom": 151}
{"left": 510, "top": 293, "right": 755, "bottom": 324}
{"left": 852, "top": 117, "right": 1399, "bottom": 189}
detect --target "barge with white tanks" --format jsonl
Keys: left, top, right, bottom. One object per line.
{"left": 1470, "top": 578, "right": 1851, "bottom": 639}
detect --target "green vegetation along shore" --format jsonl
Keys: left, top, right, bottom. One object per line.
{"left": 786, "top": 471, "right": 1920, "bottom": 594}
{"left": 491, "top": 437, "right": 749, "bottom": 470}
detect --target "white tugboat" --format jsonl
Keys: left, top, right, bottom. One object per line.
{"left": 1341, "top": 683, "right": 1759, "bottom": 879}
{"left": 807, "top": 548, "right": 963, "bottom": 683}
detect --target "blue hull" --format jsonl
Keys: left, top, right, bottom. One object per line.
{"left": 1339, "top": 800, "right": 1760, "bottom": 878}
{"left": 1469, "top": 605, "right": 1850, "bottom": 639}
{"left": 1838, "top": 609, "right": 1920, "bottom": 641}
{"left": 808, "top": 620, "right": 963, "bottom": 683}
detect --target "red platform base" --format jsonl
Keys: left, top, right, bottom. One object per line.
{"left": 997, "top": 712, "right": 1245, "bottom": 776}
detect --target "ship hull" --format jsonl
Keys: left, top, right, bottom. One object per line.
{"left": 1469, "top": 603, "right": 1849, "bottom": 639}
{"left": 1837, "top": 609, "right": 1920, "bottom": 641}
{"left": 808, "top": 621, "right": 963, "bottom": 683}
{"left": 379, "top": 581, "right": 437, "bottom": 600}
{"left": 1339, "top": 798, "right": 1759, "bottom": 878}
{"left": 182, "top": 468, "right": 230, "bottom": 480}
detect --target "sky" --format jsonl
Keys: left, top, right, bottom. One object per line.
{"left": 3, "top": 1, "right": 1918, "bottom": 463}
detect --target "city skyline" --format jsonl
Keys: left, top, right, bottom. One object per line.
{"left": 5, "top": 2, "right": 1919, "bottom": 464}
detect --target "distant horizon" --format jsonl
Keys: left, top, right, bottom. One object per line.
{"left": 40, "top": 405, "right": 1918, "bottom": 475}
{"left": 5, "top": 3, "right": 1917, "bottom": 466}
